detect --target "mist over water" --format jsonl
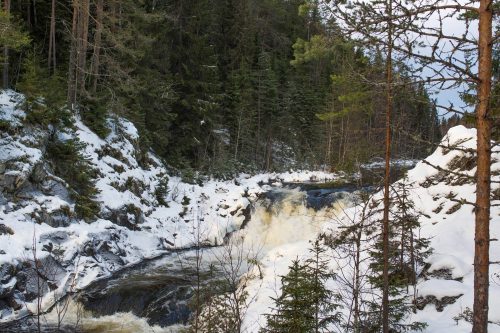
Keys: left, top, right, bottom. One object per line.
{"left": 43, "top": 300, "right": 185, "bottom": 333}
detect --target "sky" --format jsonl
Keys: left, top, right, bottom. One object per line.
{"left": 417, "top": 3, "right": 479, "bottom": 118}
{"left": 323, "top": 0, "right": 481, "bottom": 119}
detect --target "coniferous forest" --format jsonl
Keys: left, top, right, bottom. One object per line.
{"left": 0, "top": 1, "right": 498, "bottom": 333}
{"left": 3, "top": 0, "right": 441, "bottom": 175}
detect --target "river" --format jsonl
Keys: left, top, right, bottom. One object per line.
{"left": 1, "top": 182, "right": 365, "bottom": 333}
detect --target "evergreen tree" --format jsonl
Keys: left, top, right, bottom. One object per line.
{"left": 46, "top": 137, "right": 100, "bottom": 221}
{"left": 262, "top": 239, "right": 342, "bottom": 333}
{"left": 367, "top": 178, "right": 430, "bottom": 332}
{"left": 5, "top": 0, "right": 442, "bottom": 176}
{"left": 262, "top": 259, "right": 315, "bottom": 333}
{"left": 304, "top": 238, "right": 342, "bottom": 333}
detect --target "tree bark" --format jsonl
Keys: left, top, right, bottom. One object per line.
{"left": 382, "top": 0, "right": 393, "bottom": 331}
{"left": 67, "top": 0, "right": 79, "bottom": 106}
{"left": 472, "top": 0, "right": 493, "bottom": 332}
{"left": 76, "top": 0, "right": 90, "bottom": 95}
{"left": 90, "top": 0, "right": 104, "bottom": 93}
{"left": 3, "top": 0, "right": 11, "bottom": 89}
{"left": 48, "top": 0, "right": 56, "bottom": 72}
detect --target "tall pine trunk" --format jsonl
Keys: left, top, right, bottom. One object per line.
{"left": 472, "top": 0, "right": 493, "bottom": 331}
{"left": 76, "top": 0, "right": 90, "bottom": 95}
{"left": 68, "top": 0, "right": 90, "bottom": 106}
{"left": 67, "top": 0, "right": 78, "bottom": 106}
{"left": 90, "top": 0, "right": 103, "bottom": 93}
{"left": 2, "top": 0, "right": 10, "bottom": 89}
{"left": 48, "top": 0, "right": 56, "bottom": 72}
{"left": 382, "top": 0, "right": 393, "bottom": 330}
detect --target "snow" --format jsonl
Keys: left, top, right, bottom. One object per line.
{"left": 0, "top": 90, "right": 25, "bottom": 126}
{"left": 0, "top": 91, "right": 347, "bottom": 323}
{"left": 0, "top": 139, "right": 42, "bottom": 166}
{"left": 361, "top": 158, "right": 419, "bottom": 170}
{"left": 427, "top": 254, "right": 471, "bottom": 279}
{"left": 240, "top": 125, "right": 500, "bottom": 332}
{"left": 1, "top": 88, "right": 499, "bottom": 332}
{"left": 417, "top": 279, "right": 468, "bottom": 299}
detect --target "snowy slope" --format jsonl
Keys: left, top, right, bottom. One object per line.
{"left": 2, "top": 88, "right": 499, "bottom": 332}
{"left": 406, "top": 126, "right": 500, "bottom": 332}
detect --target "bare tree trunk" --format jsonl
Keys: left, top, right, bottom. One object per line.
{"left": 3, "top": 0, "right": 11, "bottom": 89}
{"left": 48, "top": 0, "right": 56, "bottom": 73}
{"left": 32, "top": 0, "right": 37, "bottom": 27}
{"left": 472, "top": 0, "right": 493, "bottom": 332}
{"left": 342, "top": 115, "right": 349, "bottom": 164}
{"left": 264, "top": 126, "right": 272, "bottom": 171}
{"left": 31, "top": 227, "right": 42, "bottom": 333}
{"left": 67, "top": 0, "right": 78, "bottom": 106}
{"left": 353, "top": 226, "right": 362, "bottom": 332}
{"left": 90, "top": 0, "right": 103, "bottom": 93}
{"left": 26, "top": 0, "right": 31, "bottom": 31}
{"left": 194, "top": 212, "right": 202, "bottom": 333}
{"left": 326, "top": 119, "right": 332, "bottom": 170}
{"left": 234, "top": 108, "right": 243, "bottom": 160}
{"left": 256, "top": 77, "right": 261, "bottom": 165}
{"left": 76, "top": 0, "right": 90, "bottom": 95}
{"left": 410, "top": 229, "right": 416, "bottom": 299}
{"left": 338, "top": 116, "right": 344, "bottom": 163}
{"left": 381, "top": 0, "right": 393, "bottom": 330}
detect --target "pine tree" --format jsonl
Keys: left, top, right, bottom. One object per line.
{"left": 304, "top": 238, "right": 342, "bottom": 333}
{"left": 367, "top": 178, "right": 430, "bottom": 332}
{"left": 263, "top": 239, "right": 342, "bottom": 333}
{"left": 0, "top": 4, "right": 29, "bottom": 89}
{"left": 17, "top": 53, "right": 69, "bottom": 127}
{"left": 262, "top": 259, "right": 315, "bottom": 333}
{"left": 47, "top": 137, "right": 100, "bottom": 221}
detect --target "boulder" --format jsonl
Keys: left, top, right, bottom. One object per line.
{"left": 0, "top": 263, "right": 15, "bottom": 284}
{"left": 7, "top": 290, "right": 24, "bottom": 310}
{"left": 0, "top": 224, "right": 14, "bottom": 236}
{"left": 0, "top": 278, "right": 17, "bottom": 298}
{"left": 0, "top": 299, "right": 12, "bottom": 319}
{"left": 108, "top": 204, "right": 144, "bottom": 230}
{"left": 33, "top": 207, "right": 73, "bottom": 228}
{"left": 40, "top": 231, "right": 71, "bottom": 245}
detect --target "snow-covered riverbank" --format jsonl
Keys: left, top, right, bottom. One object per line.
{"left": 0, "top": 90, "right": 346, "bottom": 323}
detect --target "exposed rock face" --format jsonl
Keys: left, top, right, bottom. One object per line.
{"left": 32, "top": 207, "right": 74, "bottom": 228}
{"left": 0, "top": 263, "right": 25, "bottom": 316}
{"left": 415, "top": 294, "right": 463, "bottom": 312}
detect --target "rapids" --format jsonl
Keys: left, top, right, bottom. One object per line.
{"left": 1, "top": 183, "right": 360, "bottom": 332}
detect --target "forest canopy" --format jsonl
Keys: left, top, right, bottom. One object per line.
{"left": 3, "top": 0, "right": 442, "bottom": 175}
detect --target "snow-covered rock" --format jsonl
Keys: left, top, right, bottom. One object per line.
{"left": 0, "top": 90, "right": 343, "bottom": 323}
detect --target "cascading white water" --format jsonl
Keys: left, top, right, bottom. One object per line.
{"left": 239, "top": 187, "right": 355, "bottom": 332}
{"left": 241, "top": 187, "right": 350, "bottom": 249}
{"left": 37, "top": 186, "right": 355, "bottom": 333}
{"left": 43, "top": 300, "right": 185, "bottom": 333}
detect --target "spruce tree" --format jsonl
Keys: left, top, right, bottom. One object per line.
{"left": 263, "top": 259, "right": 315, "bottom": 333}
{"left": 367, "top": 178, "right": 430, "bottom": 332}
{"left": 304, "top": 238, "right": 342, "bottom": 333}
{"left": 263, "top": 239, "right": 342, "bottom": 333}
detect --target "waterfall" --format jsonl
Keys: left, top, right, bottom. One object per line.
{"left": 6, "top": 185, "right": 356, "bottom": 333}
{"left": 240, "top": 187, "right": 350, "bottom": 249}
